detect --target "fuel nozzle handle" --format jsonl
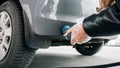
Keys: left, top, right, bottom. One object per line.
{"left": 61, "top": 25, "right": 71, "bottom": 41}
{"left": 61, "top": 25, "right": 78, "bottom": 48}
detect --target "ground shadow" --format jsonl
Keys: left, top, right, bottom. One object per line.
{"left": 28, "top": 52, "right": 120, "bottom": 68}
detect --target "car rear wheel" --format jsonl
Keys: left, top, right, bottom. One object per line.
{"left": 0, "top": 1, "right": 36, "bottom": 68}
{"left": 75, "top": 39, "right": 103, "bottom": 56}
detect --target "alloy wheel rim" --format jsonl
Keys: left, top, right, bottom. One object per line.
{"left": 0, "top": 11, "right": 12, "bottom": 61}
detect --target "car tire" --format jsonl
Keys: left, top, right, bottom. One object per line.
{"left": 0, "top": 1, "right": 36, "bottom": 68}
{"left": 75, "top": 39, "right": 103, "bottom": 56}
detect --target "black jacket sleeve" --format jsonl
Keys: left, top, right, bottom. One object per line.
{"left": 83, "top": 3, "right": 120, "bottom": 37}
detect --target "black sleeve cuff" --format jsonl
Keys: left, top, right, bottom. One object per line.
{"left": 83, "top": 4, "right": 120, "bottom": 37}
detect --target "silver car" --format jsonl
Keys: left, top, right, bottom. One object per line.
{"left": 0, "top": 0, "right": 117, "bottom": 68}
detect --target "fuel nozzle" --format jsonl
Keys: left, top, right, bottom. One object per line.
{"left": 61, "top": 25, "right": 78, "bottom": 48}
{"left": 61, "top": 25, "right": 71, "bottom": 41}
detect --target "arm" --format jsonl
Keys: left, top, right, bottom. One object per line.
{"left": 83, "top": 4, "right": 120, "bottom": 37}
{"left": 64, "top": 1, "right": 120, "bottom": 45}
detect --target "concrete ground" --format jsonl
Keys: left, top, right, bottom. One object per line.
{"left": 28, "top": 46, "right": 120, "bottom": 68}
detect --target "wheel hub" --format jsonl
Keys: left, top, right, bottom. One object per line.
{"left": 0, "top": 11, "right": 12, "bottom": 61}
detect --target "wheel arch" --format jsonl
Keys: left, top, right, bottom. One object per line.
{"left": 0, "top": 0, "right": 52, "bottom": 49}
{"left": 0, "top": 0, "right": 32, "bottom": 47}
{"left": 0, "top": 0, "right": 22, "bottom": 9}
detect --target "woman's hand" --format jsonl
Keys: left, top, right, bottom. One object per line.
{"left": 64, "top": 23, "right": 91, "bottom": 45}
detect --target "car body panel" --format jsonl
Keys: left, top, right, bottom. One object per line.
{"left": 19, "top": 0, "right": 98, "bottom": 36}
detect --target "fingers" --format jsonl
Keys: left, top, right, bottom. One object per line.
{"left": 71, "top": 31, "right": 77, "bottom": 45}
{"left": 64, "top": 28, "right": 72, "bottom": 37}
{"left": 64, "top": 28, "right": 76, "bottom": 45}
{"left": 63, "top": 24, "right": 88, "bottom": 45}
